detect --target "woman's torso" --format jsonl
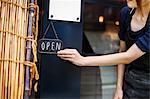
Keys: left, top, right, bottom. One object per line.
{"left": 122, "top": 8, "right": 150, "bottom": 98}
{"left": 124, "top": 9, "right": 150, "bottom": 73}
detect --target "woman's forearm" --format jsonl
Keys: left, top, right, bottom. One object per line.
{"left": 116, "top": 64, "right": 125, "bottom": 89}
{"left": 83, "top": 52, "right": 129, "bottom": 66}
{"left": 116, "top": 41, "right": 125, "bottom": 89}
{"left": 82, "top": 44, "right": 144, "bottom": 66}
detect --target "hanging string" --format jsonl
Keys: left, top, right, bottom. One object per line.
{"left": 50, "top": 21, "right": 59, "bottom": 39}
{"left": 42, "top": 21, "right": 59, "bottom": 39}
{"left": 42, "top": 23, "right": 51, "bottom": 38}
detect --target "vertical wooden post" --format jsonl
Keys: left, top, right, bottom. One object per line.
{"left": 24, "top": 0, "right": 35, "bottom": 99}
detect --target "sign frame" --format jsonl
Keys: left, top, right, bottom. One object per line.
{"left": 38, "top": 38, "right": 63, "bottom": 54}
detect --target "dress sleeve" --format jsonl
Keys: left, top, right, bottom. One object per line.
{"left": 135, "top": 19, "right": 150, "bottom": 52}
{"left": 118, "top": 6, "right": 130, "bottom": 41}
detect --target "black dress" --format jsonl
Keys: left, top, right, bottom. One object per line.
{"left": 118, "top": 6, "right": 150, "bottom": 99}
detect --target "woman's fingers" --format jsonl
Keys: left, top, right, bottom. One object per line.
{"left": 57, "top": 49, "right": 78, "bottom": 58}
{"left": 57, "top": 54, "right": 75, "bottom": 58}
{"left": 58, "top": 50, "right": 73, "bottom": 55}
{"left": 58, "top": 49, "right": 77, "bottom": 54}
{"left": 57, "top": 51, "right": 73, "bottom": 55}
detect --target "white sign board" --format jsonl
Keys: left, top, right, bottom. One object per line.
{"left": 49, "top": 0, "right": 81, "bottom": 22}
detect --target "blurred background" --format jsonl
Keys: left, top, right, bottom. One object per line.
{"left": 37, "top": 0, "right": 127, "bottom": 99}
{"left": 81, "top": 0, "right": 126, "bottom": 99}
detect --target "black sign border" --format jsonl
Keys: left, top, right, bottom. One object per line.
{"left": 38, "top": 38, "right": 63, "bottom": 54}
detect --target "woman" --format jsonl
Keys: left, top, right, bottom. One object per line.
{"left": 57, "top": 0, "right": 150, "bottom": 98}
{"left": 113, "top": 0, "right": 150, "bottom": 99}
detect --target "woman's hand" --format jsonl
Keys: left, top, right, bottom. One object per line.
{"left": 57, "top": 49, "right": 85, "bottom": 66}
{"left": 113, "top": 88, "right": 123, "bottom": 99}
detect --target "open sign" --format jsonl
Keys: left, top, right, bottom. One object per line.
{"left": 38, "top": 39, "right": 63, "bottom": 54}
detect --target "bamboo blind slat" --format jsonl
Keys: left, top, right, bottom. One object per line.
{"left": 0, "top": 0, "right": 39, "bottom": 98}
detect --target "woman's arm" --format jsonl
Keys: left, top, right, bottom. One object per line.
{"left": 82, "top": 44, "right": 144, "bottom": 66}
{"left": 57, "top": 43, "right": 145, "bottom": 66}
{"left": 116, "top": 41, "right": 126, "bottom": 88}
{"left": 113, "top": 41, "right": 126, "bottom": 99}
